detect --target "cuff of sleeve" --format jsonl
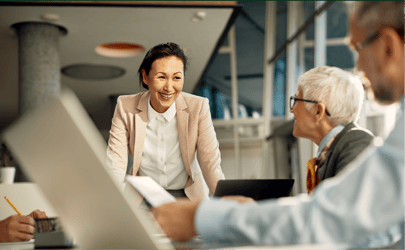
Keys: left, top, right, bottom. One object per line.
{"left": 194, "top": 198, "right": 238, "bottom": 243}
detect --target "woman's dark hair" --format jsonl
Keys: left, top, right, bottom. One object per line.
{"left": 138, "top": 42, "right": 188, "bottom": 90}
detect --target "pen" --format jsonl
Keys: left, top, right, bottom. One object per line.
{"left": 4, "top": 196, "right": 22, "bottom": 215}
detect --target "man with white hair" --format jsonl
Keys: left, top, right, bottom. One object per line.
{"left": 290, "top": 66, "right": 373, "bottom": 193}
{"left": 152, "top": 1, "right": 403, "bottom": 248}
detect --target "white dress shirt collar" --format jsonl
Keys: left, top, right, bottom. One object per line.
{"left": 148, "top": 96, "right": 177, "bottom": 122}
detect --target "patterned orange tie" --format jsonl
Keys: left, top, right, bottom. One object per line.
{"left": 306, "top": 157, "right": 319, "bottom": 193}
{"left": 306, "top": 135, "right": 337, "bottom": 193}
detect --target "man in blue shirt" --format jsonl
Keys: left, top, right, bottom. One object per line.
{"left": 152, "top": 1, "right": 404, "bottom": 248}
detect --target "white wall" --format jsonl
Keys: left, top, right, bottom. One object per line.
{"left": 219, "top": 142, "right": 264, "bottom": 180}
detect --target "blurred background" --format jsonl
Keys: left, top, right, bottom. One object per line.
{"left": 0, "top": 1, "right": 399, "bottom": 194}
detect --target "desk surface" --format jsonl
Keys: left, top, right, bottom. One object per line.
{"left": 0, "top": 183, "right": 335, "bottom": 250}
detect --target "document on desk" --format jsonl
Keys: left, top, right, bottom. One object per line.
{"left": 125, "top": 175, "right": 176, "bottom": 207}
{"left": 0, "top": 239, "right": 35, "bottom": 250}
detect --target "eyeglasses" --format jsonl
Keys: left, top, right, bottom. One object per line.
{"left": 352, "top": 31, "right": 380, "bottom": 52}
{"left": 290, "top": 96, "right": 331, "bottom": 116}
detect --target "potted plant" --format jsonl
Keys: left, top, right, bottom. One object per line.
{"left": 0, "top": 143, "right": 16, "bottom": 184}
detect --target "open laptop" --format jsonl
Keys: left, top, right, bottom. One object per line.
{"left": 214, "top": 179, "right": 294, "bottom": 201}
{"left": 2, "top": 88, "right": 174, "bottom": 249}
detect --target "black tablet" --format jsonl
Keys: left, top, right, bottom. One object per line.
{"left": 214, "top": 179, "right": 295, "bottom": 201}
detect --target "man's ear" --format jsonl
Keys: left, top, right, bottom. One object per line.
{"left": 379, "top": 27, "right": 403, "bottom": 73}
{"left": 314, "top": 103, "right": 328, "bottom": 122}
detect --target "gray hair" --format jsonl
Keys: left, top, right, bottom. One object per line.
{"left": 352, "top": 1, "right": 403, "bottom": 38}
{"left": 298, "top": 66, "right": 364, "bottom": 127}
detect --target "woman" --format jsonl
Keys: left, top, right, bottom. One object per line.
{"left": 289, "top": 66, "right": 374, "bottom": 193}
{"left": 107, "top": 42, "right": 225, "bottom": 201}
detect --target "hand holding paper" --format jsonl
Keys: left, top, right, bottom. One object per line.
{"left": 125, "top": 176, "right": 176, "bottom": 207}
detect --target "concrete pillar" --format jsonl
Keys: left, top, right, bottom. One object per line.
{"left": 10, "top": 22, "right": 66, "bottom": 182}
{"left": 11, "top": 22, "right": 67, "bottom": 115}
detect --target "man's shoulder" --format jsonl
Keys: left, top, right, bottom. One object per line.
{"left": 383, "top": 110, "right": 404, "bottom": 150}
{"left": 326, "top": 124, "right": 374, "bottom": 168}
{"left": 344, "top": 124, "right": 374, "bottom": 140}
{"left": 333, "top": 123, "right": 374, "bottom": 149}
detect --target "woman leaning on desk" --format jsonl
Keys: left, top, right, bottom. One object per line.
{"left": 106, "top": 42, "right": 225, "bottom": 201}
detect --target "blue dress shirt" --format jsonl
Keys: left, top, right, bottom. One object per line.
{"left": 195, "top": 98, "right": 404, "bottom": 248}
{"left": 355, "top": 100, "right": 404, "bottom": 249}
{"left": 316, "top": 125, "right": 344, "bottom": 158}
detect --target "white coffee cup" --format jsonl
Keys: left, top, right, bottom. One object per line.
{"left": 1, "top": 167, "right": 16, "bottom": 184}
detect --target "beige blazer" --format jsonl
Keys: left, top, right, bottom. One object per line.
{"left": 107, "top": 91, "right": 225, "bottom": 201}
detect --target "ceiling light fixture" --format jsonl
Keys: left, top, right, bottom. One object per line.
{"left": 95, "top": 42, "right": 145, "bottom": 58}
{"left": 61, "top": 64, "right": 125, "bottom": 80}
{"left": 191, "top": 11, "right": 206, "bottom": 22}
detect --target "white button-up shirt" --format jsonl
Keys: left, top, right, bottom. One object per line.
{"left": 138, "top": 98, "right": 188, "bottom": 189}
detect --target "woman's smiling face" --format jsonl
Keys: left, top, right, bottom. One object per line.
{"left": 142, "top": 56, "right": 184, "bottom": 113}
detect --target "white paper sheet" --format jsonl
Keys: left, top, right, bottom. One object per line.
{"left": 0, "top": 239, "right": 35, "bottom": 249}
{"left": 125, "top": 176, "right": 176, "bottom": 207}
